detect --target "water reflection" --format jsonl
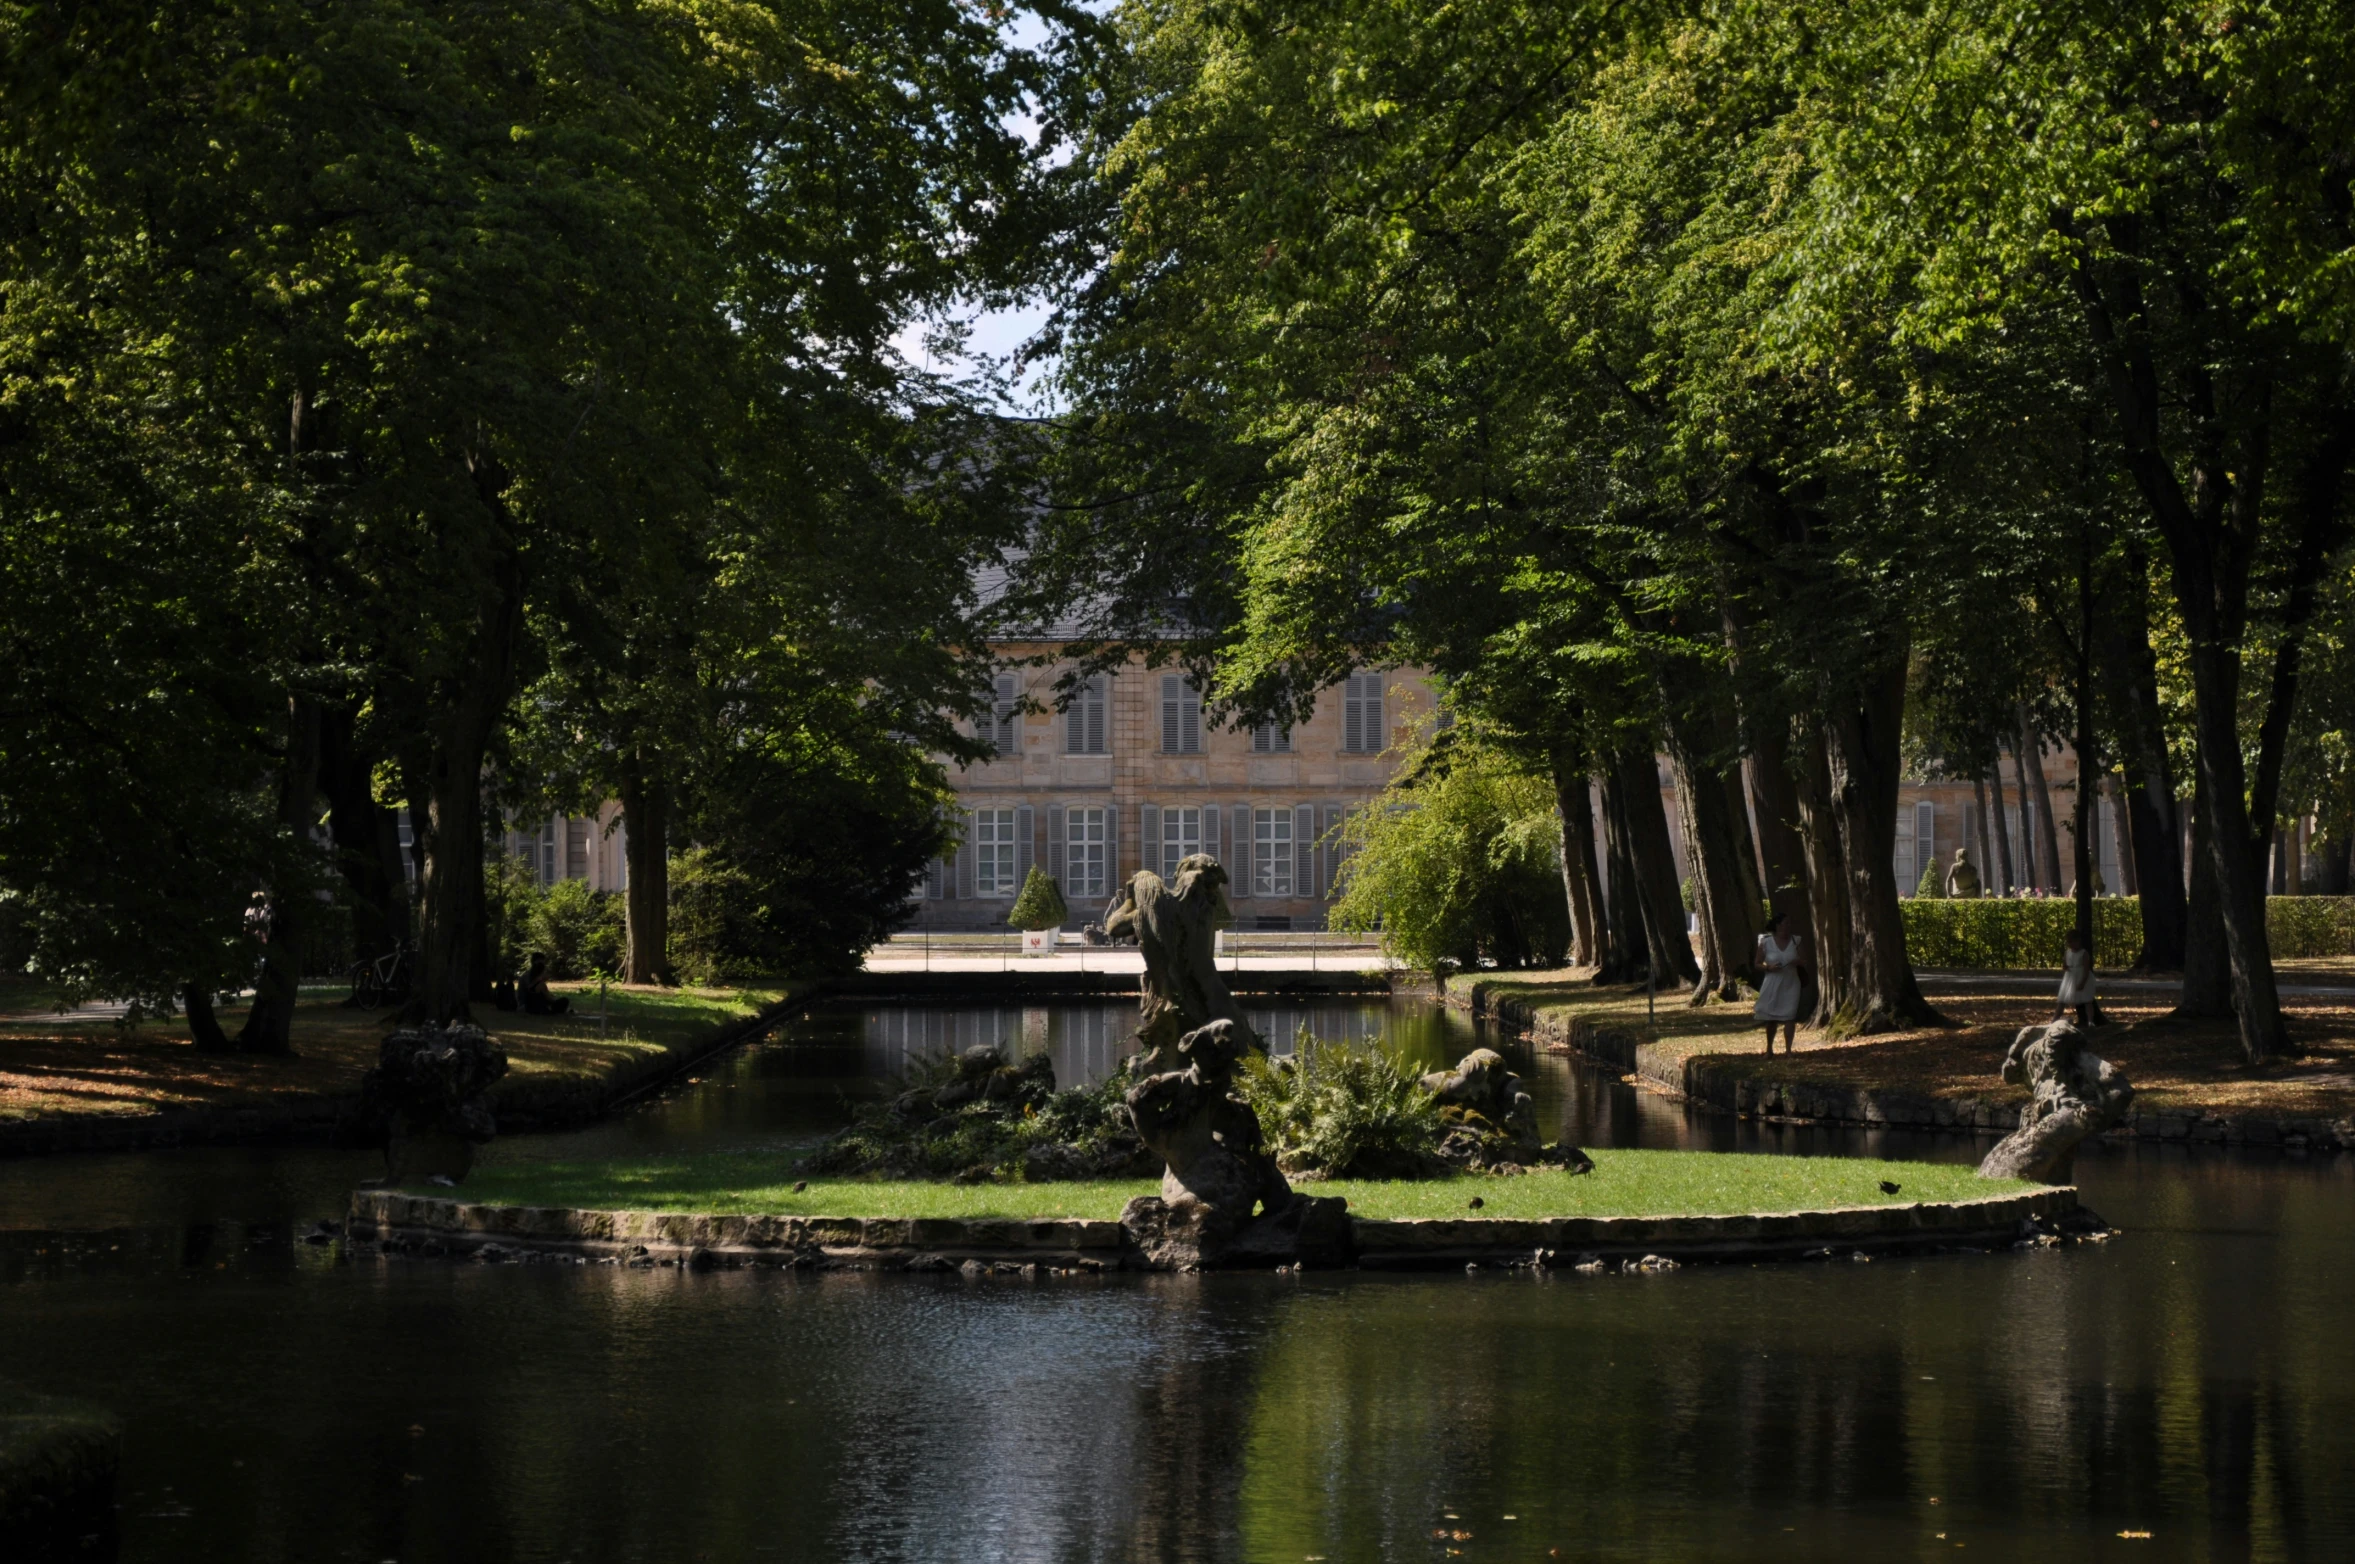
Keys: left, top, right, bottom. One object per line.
{"left": 0, "top": 999, "right": 2349, "bottom": 1561}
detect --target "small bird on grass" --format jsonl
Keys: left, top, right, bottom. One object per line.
{"left": 1467, "top": 1195, "right": 1485, "bottom": 1210}
{"left": 1563, "top": 1147, "right": 1597, "bottom": 1176}
{"left": 793, "top": 1180, "right": 809, "bottom": 1193}
{"left": 1879, "top": 1180, "right": 1901, "bottom": 1196}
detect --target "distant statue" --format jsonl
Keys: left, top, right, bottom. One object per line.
{"left": 1122, "top": 1018, "right": 1350, "bottom": 1269}
{"left": 1977, "top": 1018, "right": 2133, "bottom": 1182}
{"left": 1103, "top": 855, "right": 1258, "bottom": 1071}
{"left": 1944, "top": 847, "right": 1983, "bottom": 900}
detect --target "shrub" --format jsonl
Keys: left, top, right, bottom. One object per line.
{"left": 800, "top": 1048, "right": 1148, "bottom": 1180}
{"left": 1915, "top": 861, "right": 1944, "bottom": 899}
{"left": 1328, "top": 736, "right": 1570, "bottom": 971}
{"left": 483, "top": 850, "right": 544, "bottom": 977}
{"left": 666, "top": 848, "right": 775, "bottom": 985}
{"left": 1007, "top": 867, "right": 1070, "bottom": 931}
{"left": 531, "top": 878, "right": 624, "bottom": 979}
{"left": 1901, "top": 895, "right": 2355, "bottom": 968}
{"left": 1239, "top": 1034, "right": 1447, "bottom": 1179}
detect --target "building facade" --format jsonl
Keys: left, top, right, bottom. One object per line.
{"left": 921, "top": 645, "right": 1438, "bottom": 930}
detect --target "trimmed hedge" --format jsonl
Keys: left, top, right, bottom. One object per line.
{"left": 1902, "top": 895, "right": 2355, "bottom": 969}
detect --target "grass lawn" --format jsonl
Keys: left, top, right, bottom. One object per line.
{"left": 1451, "top": 969, "right": 2355, "bottom": 1123}
{"left": 0, "top": 981, "right": 797, "bottom": 1126}
{"left": 438, "top": 1147, "right": 2028, "bottom": 1222}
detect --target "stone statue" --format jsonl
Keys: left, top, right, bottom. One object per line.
{"left": 1104, "top": 855, "right": 1259, "bottom": 1071}
{"left": 1121, "top": 1018, "right": 1351, "bottom": 1268}
{"left": 1944, "top": 846, "right": 1983, "bottom": 899}
{"left": 1977, "top": 1018, "right": 2133, "bottom": 1182}
{"left": 1421, "top": 1048, "right": 1544, "bottom": 1163}
{"left": 358, "top": 1022, "right": 509, "bottom": 1182}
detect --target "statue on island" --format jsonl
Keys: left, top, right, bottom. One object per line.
{"left": 1103, "top": 856, "right": 1260, "bottom": 1071}
{"left": 358, "top": 1022, "right": 509, "bottom": 1183}
{"left": 1945, "top": 846, "right": 1983, "bottom": 899}
{"left": 1421, "top": 1048, "right": 1545, "bottom": 1166}
{"left": 1108, "top": 858, "right": 1349, "bottom": 1268}
{"left": 1977, "top": 1017, "right": 2133, "bottom": 1182}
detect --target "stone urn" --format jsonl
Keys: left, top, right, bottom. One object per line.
{"left": 1021, "top": 927, "right": 1059, "bottom": 956}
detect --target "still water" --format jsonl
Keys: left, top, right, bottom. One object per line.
{"left": 1, "top": 998, "right": 2349, "bottom": 1563}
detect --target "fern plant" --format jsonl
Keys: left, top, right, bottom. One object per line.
{"left": 1240, "top": 1032, "right": 1446, "bottom": 1179}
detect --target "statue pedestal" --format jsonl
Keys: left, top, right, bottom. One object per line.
{"left": 1120, "top": 1192, "right": 1353, "bottom": 1270}
{"left": 1021, "top": 928, "right": 1058, "bottom": 956}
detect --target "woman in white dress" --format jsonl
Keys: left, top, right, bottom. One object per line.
{"left": 2054, "top": 928, "right": 2096, "bottom": 1027}
{"left": 1754, "top": 914, "right": 1808, "bottom": 1055}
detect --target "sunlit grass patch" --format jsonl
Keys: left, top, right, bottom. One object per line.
{"left": 438, "top": 1147, "right": 2029, "bottom": 1222}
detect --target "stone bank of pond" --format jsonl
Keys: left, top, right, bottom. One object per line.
{"left": 1, "top": 997, "right": 2351, "bottom": 1561}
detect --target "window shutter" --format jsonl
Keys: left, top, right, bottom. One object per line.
{"left": 1182, "top": 682, "right": 1201, "bottom": 752}
{"left": 1366, "top": 680, "right": 1383, "bottom": 752}
{"left": 1201, "top": 800, "right": 1220, "bottom": 866}
{"left": 1089, "top": 675, "right": 1107, "bottom": 754}
{"left": 1141, "top": 805, "right": 1160, "bottom": 880}
{"left": 1295, "top": 805, "right": 1315, "bottom": 899}
{"left": 955, "top": 812, "right": 976, "bottom": 899}
{"left": 1916, "top": 801, "right": 1936, "bottom": 882}
{"left": 926, "top": 857, "right": 944, "bottom": 900}
{"left": 1343, "top": 679, "right": 1363, "bottom": 753}
{"left": 1048, "top": 805, "right": 1066, "bottom": 884}
{"left": 1231, "top": 805, "right": 1252, "bottom": 898}
{"left": 1016, "top": 805, "right": 1035, "bottom": 889}
{"left": 1105, "top": 803, "right": 1120, "bottom": 891}
{"left": 1161, "top": 676, "right": 1181, "bottom": 753}
{"left": 1065, "top": 698, "right": 1084, "bottom": 755}
{"left": 994, "top": 673, "right": 1020, "bottom": 755}
{"left": 1319, "top": 805, "right": 1339, "bottom": 898}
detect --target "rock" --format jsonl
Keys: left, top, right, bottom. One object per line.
{"left": 1420, "top": 1047, "right": 1567, "bottom": 1168}
{"left": 1976, "top": 1019, "right": 2134, "bottom": 1182}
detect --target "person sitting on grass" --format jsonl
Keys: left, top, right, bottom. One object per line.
{"left": 1754, "top": 913, "right": 1808, "bottom": 1055}
{"left": 519, "top": 953, "right": 570, "bottom": 1016}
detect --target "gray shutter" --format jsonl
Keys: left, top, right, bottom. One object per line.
{"left": 1367, "top": 680, "right": 1383, "bottom": 752}
{"left": 1064, "top": 698, "right": 1082, "bottom": 755}
{"left": 1183, "top": 684, "right": 1202, "bottom": 752}
{"left": 925, "top": 857, "right": 943, "bottom": 900}
{"left": 955, "top": 811, "right": 976, "bottom": 899}
{"left": 1295, "top": 805, "right": 1315, "bottom": 899}
{"left": 1160, "top": 677, "right": 1180, "bottom": 753}
{"left": 1141, "top": 805, "right": 1160, "bottom": 880}
{"left": 1089, "top": 675, "right": 1107, "bottom": 754}
{"left": 1343, "top": 680, "right": 1363, "bottom": 753}
{"left": 1048, "top": 804, "right": 1066, "bottom": 884}
{"left": 1106, "top": 803, "right": 1120, "bottom": 892}
{"left": 1016, "top": 805, "right": 1035, "bottom": 889}
{"left": 1231, "top": 805, "right": 1252, "bottom": 898}
{"left": 1202, "top": 801, "right": 1219, "bottom": 866}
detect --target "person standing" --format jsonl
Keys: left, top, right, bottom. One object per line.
{"left": 1754, "top": 913, "right": 1808, "bottom": 1055}
{"left": 2054, "top": 928, "right": 2096, "bottom": 1027}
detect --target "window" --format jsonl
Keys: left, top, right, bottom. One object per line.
{"left": 991, "top": 673, "right": 1021, "bottom": 756}
{"left": 1160, "top": 675, "right": 1202, "bottom": 753}
{"left": 1064, "top": 806, "right": 1109, "bottom": 900}
{"left": 1159, "top": 806, "right": 1202, "bottom": 879}
{"left": 1065, "top": 673, "right": 1109, "bottom": 755}
{"left": 1250, "top": 721, "right": 1291, "bottom": 753}
{"left": 1253, "top": 807, "right": 1293, "bottom": 896}
{"left": 1342, "top": 673, "right": 1385, "bottom": 753}
{"left": 973, "top": 808, "right": 1019, "bottom": 897}
{"left": 1894, "top": 800, "right": 1936, "bottom": 893}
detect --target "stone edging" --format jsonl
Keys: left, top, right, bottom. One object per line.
{"left": 1448, "top": 981, "right": 2355, "bottom": 1154}
{"left": 346, "top": 1185, "right": 2081, "bottom": 1273}
{"left": 0, "top": 986, "right": 816, "bottom": 1160}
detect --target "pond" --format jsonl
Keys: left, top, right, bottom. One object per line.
{"left": 1, "top": 997, "right": 2349, "bottom": 1562}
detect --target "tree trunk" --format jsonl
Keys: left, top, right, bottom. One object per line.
{"left": 1744, "top": 735, "right": 1811, "bottom": 929}
{"left": 2104, "top": 774, "right": 2139, "bottom": 896}
{"left": 185, "top": 983, "right": 232, "bottom": 1053}
{"left": 2179, "top": 776, "right": 2232, "bottom": 1017}
{"left": 620, "top": 750, "right": 675, "bottom": 985}
{"left": 1670, "top": 766, "right": 1723, "bottom": 1002}
{"left": 408, "top": 500, "right": 527, "bottom": 1026}
{"left": 2317, "top": 828, "right": 2352, "bottom": 895}
{"left": 1821, "top": 659, "right": 1942, "bottom": 1032}
{"left": 1720, "top": 765, "right": 1768, "bottom": 932}
{"left": 1972, "top": 775, "right": 1996, "bottom": 893}
{"left": 2019, "top": 707, "right": 2063, "bottom": 893}
{"left": 1987, "top": 759, "right": 2017, "bottom": 895}
{"left": 1552, "top": 754, "right": 1606, "bottom": 971}
{"left": 1595, "top": 775, "right": 1649, "bottom": 985}
{"left": 238, "top": 696, "right": 323, "bottom": 1055}
{"left": 2185, "top": 653, "right": 2287, "bottom": 1059}
{"left": 1792, "top": 724, "right": 1853, "bottom": 1027}
{"left": 1615, "top": 748, "right": 1702, "bottom": 988}
{"left": 1667, "top": 736, "right": 1764, "bottom": 1002}
{"left": 2004, "top": 741, "right": 2039, "bottom": 889}
{"left": 2106, "top": 540, "right": 2185, "bottom": 966}
{"left": 317, "top": 706, "right": 410, "bottom": 961}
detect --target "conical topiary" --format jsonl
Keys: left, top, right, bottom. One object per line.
{"left": 1007, "top": 865, "right": 1069, "bottom": 931}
